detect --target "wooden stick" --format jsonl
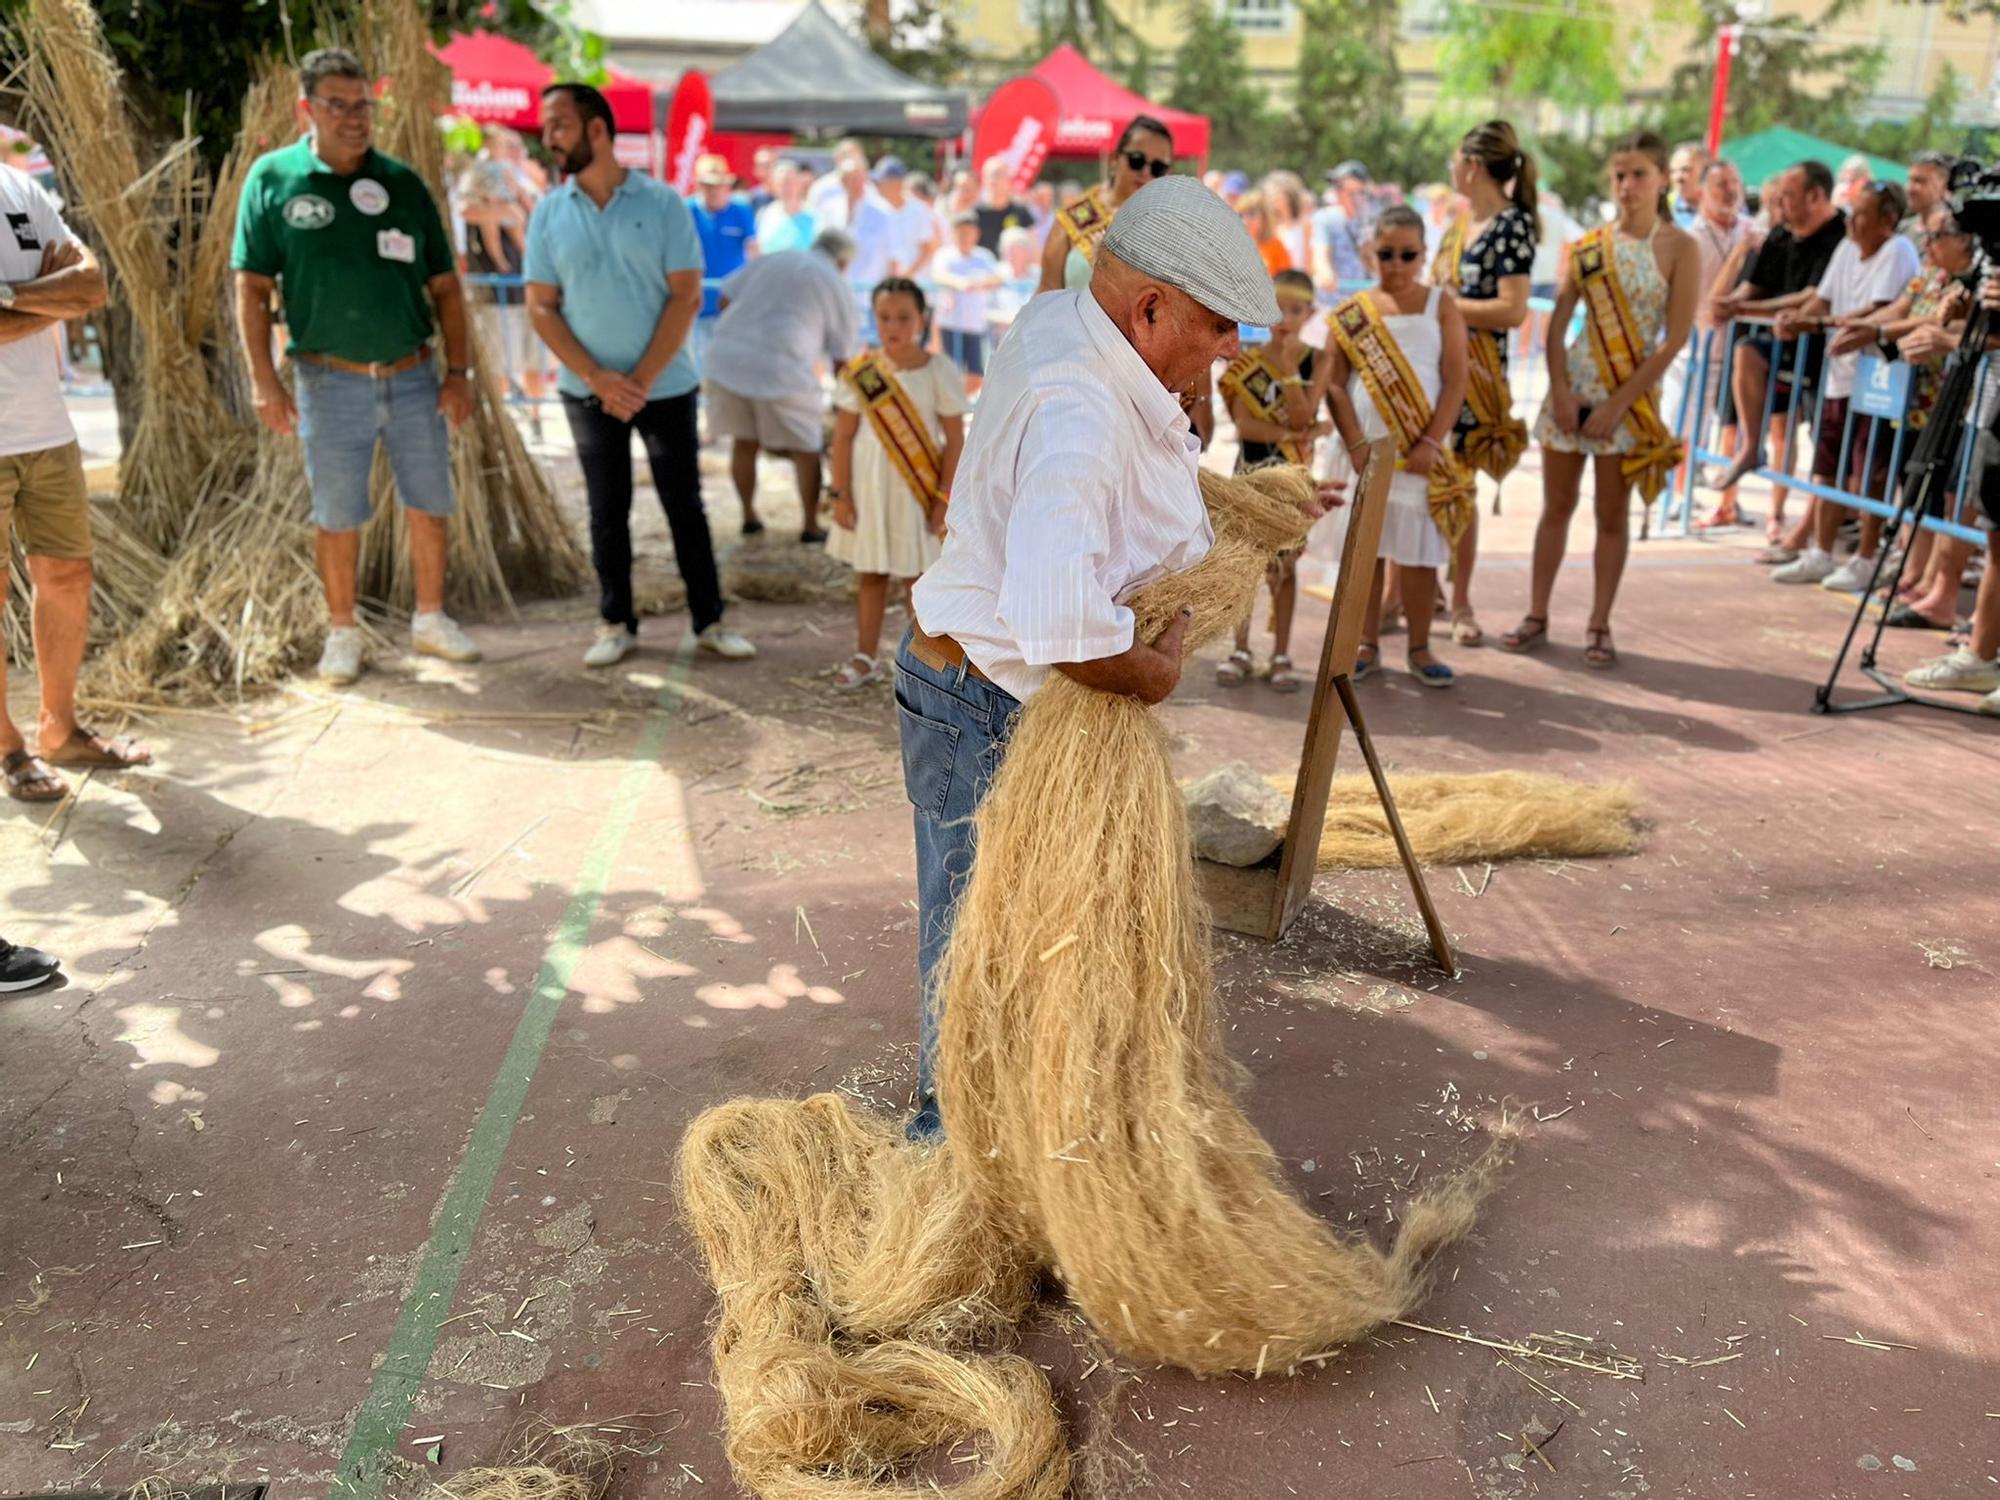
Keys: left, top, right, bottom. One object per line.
{"left": 1334, "top": 677, "right": 1457, "bottom": 975}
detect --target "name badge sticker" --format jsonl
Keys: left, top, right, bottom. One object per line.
{"left": 377, "top": 228, "right": 416, "bottom": 264}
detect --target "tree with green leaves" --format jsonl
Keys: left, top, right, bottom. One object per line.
{"left": 1165, "top": 1, "right": 1269, "bottom": 167}
{"left": 1438, "top": 0, "right": 1628, "bottom": 116}
{"left": 1668, "top": 0, "right": 1884, "bottom": 141}
{"left": 1290, "top": 0, "right": 1404, "bottom": 173}
{"left": 1024, "top": 0, "right": 1161, "bottom": 95}
{"left": 861, "top": 0, "right": 975, "bottom": 88}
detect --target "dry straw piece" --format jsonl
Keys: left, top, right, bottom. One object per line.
{"left": 431, "top": 1419, "right": 617, "bottom": 1500}
{"left": 680, "top": 466, "right": 1512, "bottom": 1499}
{"left": 1304, "top": 771, "right": 1642, "bottom": 870}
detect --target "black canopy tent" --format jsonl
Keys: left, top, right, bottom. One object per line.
{"left": 710, "top": 0, "right": 968, "bottom": 138}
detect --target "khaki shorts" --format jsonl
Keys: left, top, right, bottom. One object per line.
{"left": 0, "top": 442, "right": 92, "bottom": 560}
{"left": 706, "top": 382, "right": 823, "bottom": 454}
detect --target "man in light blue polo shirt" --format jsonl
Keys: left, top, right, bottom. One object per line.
{"left": 525, "top": 82, "right": 753, "bottom": 668}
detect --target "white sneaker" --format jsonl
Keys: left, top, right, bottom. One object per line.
{"left": 1905, "top": 646, "right": 2000, "bottom": 694}
{"left": 1819, "top": 554, "right": 1879, "bottom": 594}
{"left": 1982, "top": 685, "right": 2000, "bottom": 717}
{"left": 696, "top": 622, "right": 756, "bottom": 660}
{"left": 412, "top": 612, "right": 483, "bottom": 664}
{"left": 584, "top": 624, "right": 638, "bottom": 668}
{"left": 1772, "top": 548, "right": 1836, "bottom": 584}
{"left": 317, "top": 626, "right": 365, "bottom": 685}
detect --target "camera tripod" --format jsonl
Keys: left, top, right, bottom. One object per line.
{"left": 1813, "top": 294, "right": 1994, "bottom": 716}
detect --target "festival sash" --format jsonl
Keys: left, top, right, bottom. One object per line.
{"left": 1055, "top": 184, "right": 1113, "bottom": 265}
{"left": 1571, "top": 225, "right": 1684, "bottom": 501}
{"left": 1432, "top": 214, "right": 1528, "bottom": 482}
{"left": 1219, "top": 349, "right": 1306, "bottom": 466}
{"left": 840, "top": 351, "right": 944, "bottom": 512}
{"left": 1327, "top": 293, "right": 1475, "bottom": 546}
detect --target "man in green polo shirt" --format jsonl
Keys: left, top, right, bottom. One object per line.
{"left": 232, "top": 46, "right": 482, "bottom": 685}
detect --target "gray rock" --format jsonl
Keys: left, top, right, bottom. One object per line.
{"left": 1185, "top": 763, "right": 1291, "bottom": 867}
{"left": 1857, "top": 1455, "right": 1881, "bottom": 1471}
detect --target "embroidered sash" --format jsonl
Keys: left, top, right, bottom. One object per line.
{"left": 1432, "top": 213, "right": 1529, "bottom": 482}
{"left": 1572, "top": 225, "right": 1684, "bottom": 501}
{"left": 841, "top": 351, "right": 944, "bottom": 511}
{"left": 1327, "top": 292, "right": 1475, "bottom": 546}
{"left": 1055, "top": 184, "right": 1113, "bottom": 265}
{"left": 1219, "top": 348, "right": 1306, "bottom": 466}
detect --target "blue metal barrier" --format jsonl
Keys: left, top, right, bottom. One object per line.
{"left": 1684, "top": 314, "right": 1989, "bottom": 547}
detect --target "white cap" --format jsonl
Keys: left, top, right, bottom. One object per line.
{"left": 1098, "top": 176, "right": 1279, "bottom": 326}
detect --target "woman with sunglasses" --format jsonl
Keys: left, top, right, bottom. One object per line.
{"left": 1431, "top": 121, "right": 1538, "bottom": 649}
{"left": 1037, "top": 114, "right": 1177, "bottom": 296}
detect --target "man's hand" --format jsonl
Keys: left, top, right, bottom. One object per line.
{"left": 1314, "top": 475, "right": 1349, "bottom": 510}
{"left": 1982, "top": 271, "right": 2000, "bottom": 313}
{"left": 1898, "top": 325, "right": 1954, "bottom": 363}
{"left": 1829, "top": 324, "right": 1876, "bottom": 357}
{"left": 438, "top": 372, "right": 474, "bottom": 428}
{"left": 1055, "top": 607, "right": 1193, "bottom": 705}
{"left": 252, "top": 378, "right": 298, "bottom": 436}
{"left": 588, "top": 366, "right": 648, "bottom": 422}
{"left": 1773, "top": 309, "right": 1809, "bottom": 341}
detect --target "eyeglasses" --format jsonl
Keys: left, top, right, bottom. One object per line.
{"left": 311, "top": 95, "right": 375, "bottom": 120}
{"left": 1380, "top": 248, "right": 1424, "bottom": 263}
{"left": 1124, "top": 150, "right": 1171, "bottom": 179}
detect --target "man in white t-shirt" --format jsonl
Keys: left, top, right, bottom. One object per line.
{"left": 928, "top": 211, "right": 1004, "bottom": 379}
{"left": 0, "top": 168, "right": 150, "bottom": 804}
{"left": 846, "top": 157, "right": 936, "bottom": 298}
{"left": 1770, "top": 182, "right": 1922, "bottom": 589}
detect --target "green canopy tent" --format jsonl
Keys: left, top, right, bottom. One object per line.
{"left": 1718, "top": 127, "right": 1907, "bottom": 190}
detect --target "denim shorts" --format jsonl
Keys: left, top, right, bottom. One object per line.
{"left": 294, "top": 360, "right": 456, "bottom": 532}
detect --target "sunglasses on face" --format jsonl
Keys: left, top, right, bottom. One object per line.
{"left": 312, "top": 95, "right": 375, "bottom": 120}
{"left": 1124, "top": 150, "right": 1171, "bottom": 179}
{"left": 1379, "top": 247, "right": 1424, "bottom": 263}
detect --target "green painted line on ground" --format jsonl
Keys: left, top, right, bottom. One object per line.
{"left": 330, "top": 640, "right": 697, "bottom": 1498}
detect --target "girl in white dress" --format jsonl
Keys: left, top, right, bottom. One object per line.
{"left": 828, "top": 279, "right": 969, "bottom": 688}
{"left": 1314, "top": 206, "right": 1471, "bottom": 687}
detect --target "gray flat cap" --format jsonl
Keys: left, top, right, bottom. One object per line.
{"left": 1098, "top": 175, "right": 1280, "bottom": 326}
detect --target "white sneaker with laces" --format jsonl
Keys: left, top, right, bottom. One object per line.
{"left": 584, "top": 624, "right": 638, "bottom": 668}
{"left": 1905, "top": 646, "right": 2000, "bottom": 693}
{"left": 1819, "top": 554, "right": 1878, "bottom": 594}
{"left": 696, "top": 622, "right": 757, "bottom": 660}
{"left": 317, "top": 626, "right": 366, "bottom": 685}
{"left": 1772, "top": 548, "right": 1836, "bottom": 584}
{"left": 412, "top": 612, "right": 483, "bottom": 664}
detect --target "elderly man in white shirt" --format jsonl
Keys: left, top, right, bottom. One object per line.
{"left": 894, "top": 175, "right": 1336, "bottom": 1138}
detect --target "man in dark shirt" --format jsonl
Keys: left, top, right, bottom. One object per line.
{"left": 971, "top": 156, "right": 1035, "bottom": 255}
{"left": 1711, "top": 159, "right": 1846, "bottom": 493}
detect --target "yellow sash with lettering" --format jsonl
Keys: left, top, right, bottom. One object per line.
{"left": 1219, "top": 348, "right": 1306, "bottom": 466}
{"left": 1432, "top": 213, "right": 1528, "bottom": 482}
{"left": 1572, "top": 225, "right": 1683, "bottom": 501}
{"left": 1328, "top": 292, "right": 1475, "bottom": 546}
{"left": 1055, "top": 184, "right": 1113, "bottom": 265}
{"left": 840, "top": 350, "right": 944, "bottom": 512}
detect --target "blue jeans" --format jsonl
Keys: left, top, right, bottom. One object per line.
{"left": 894, "top": 626, "right": 1021, "bottom": 1139}
{"left": 940, "top": 328, "right": 987, "bottom": 377}
{"left": 294, "top": 360, "right": 455, "bottom": 532}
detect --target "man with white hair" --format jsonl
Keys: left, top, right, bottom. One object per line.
{"left": 894, "top": 175, "right": 1337, "bottom": 1138}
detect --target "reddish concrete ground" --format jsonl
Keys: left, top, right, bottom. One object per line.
{"left": 3, "top": 452, "right": 1998, "bottom": 1500}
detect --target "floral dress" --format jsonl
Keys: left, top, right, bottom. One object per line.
{"left": 1449, "top": 206, "right": 1535, "bottom": 444}
{"left": 1903, "top": 265, "right": 1956, "bottom": 430}
{"left": 1534, "top": 226, "right": 1669, "bottom": 457}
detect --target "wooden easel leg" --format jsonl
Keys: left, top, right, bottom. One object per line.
{"left": 1332, "top": 674, "right": 1458, "bottom": 976}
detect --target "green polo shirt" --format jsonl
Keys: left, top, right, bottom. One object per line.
{"left": 231, "top": 139, "right": 454, "bottom": 365}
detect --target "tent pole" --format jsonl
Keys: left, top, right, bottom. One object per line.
{"left": 1705, "top": 24, "right": 1736, "bottom": 158}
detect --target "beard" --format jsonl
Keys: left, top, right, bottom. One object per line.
{"left": 555, "top": 137, "right": 595, "bottom": 176}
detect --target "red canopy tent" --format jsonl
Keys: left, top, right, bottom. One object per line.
{"left": 432, "top": 33, "right": 656, "bottom": 137}
{"left": 1026, "top": 45, "right": 1210, "bottom": 167}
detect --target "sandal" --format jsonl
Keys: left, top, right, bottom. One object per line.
{"left": 1451, "top": 607, "right": 1485, "bottom": 648}
{"left": 1353, "top": 641, "right": 1380, "bottom": 682}
{"left": 1498, "top": 615, "right": 1548, "bottom": 653}
{"left": 1216, "top": 648, "right": 1254, "bottom": 687}
{"left": 1583, "top": 625, "right": 1617, "bottom": 669}
{"left": 1695, "top": 505, "right": 1742, "bottom": 531}
{"left": 1884, "top": 603, "right": 1949, "bottom": 631}
{"left": 1408, "top": 649, "right": 1454, "bottom": 688}
{"left": 40, "top": 726, "right": 152, "bottom": 770}
{"left": 832, "top": 652, "right": 879, "bottom": 690}
{"left": 1267, "top": 653, "right": 1303, "bottom": 694}
{"left": 4, "top": 749, "right": 66, "bottom": 804}
{"left": 740, "top": 516, "right": 765, "bottom": 537}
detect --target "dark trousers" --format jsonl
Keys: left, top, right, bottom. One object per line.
{"left": 562, "top": 389, "right": 723, "bottom": 634}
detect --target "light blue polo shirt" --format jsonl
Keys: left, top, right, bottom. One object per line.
{"left": 523, "top": 170, "right": 705, "bottom": 401}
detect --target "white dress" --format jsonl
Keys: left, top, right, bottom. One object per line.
{"left": 828, "top": 354, "right": 970, "bottom": 580}
{"left": 1346, "top": 285, "right": 1452, "bottom": 570}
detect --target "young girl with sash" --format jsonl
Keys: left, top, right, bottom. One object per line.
{"left": 828, "top": 279, "right": 969, "bottom": 688}
{"left": 1314, "top": 206, "right": 1473, "bottom": 688}
{"left": 1502, "top": 131, "right": 1697, "bottom": 669}
{"left": 1217, "top": 268, "right": 1331, "bottom": 692}
{"left": 1434, "top": 120, "right": 1538, "bottom": 648}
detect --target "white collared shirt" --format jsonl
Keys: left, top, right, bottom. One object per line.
{"left": 911, "top": 289, "right": 1212, "bottom": 701}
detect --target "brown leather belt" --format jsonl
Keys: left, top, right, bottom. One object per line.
{"left": 907, "top": 622, "right": 992, "bottom": 684}
{"left": 294, "top": 346, "right": 432, "bottom": 379}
